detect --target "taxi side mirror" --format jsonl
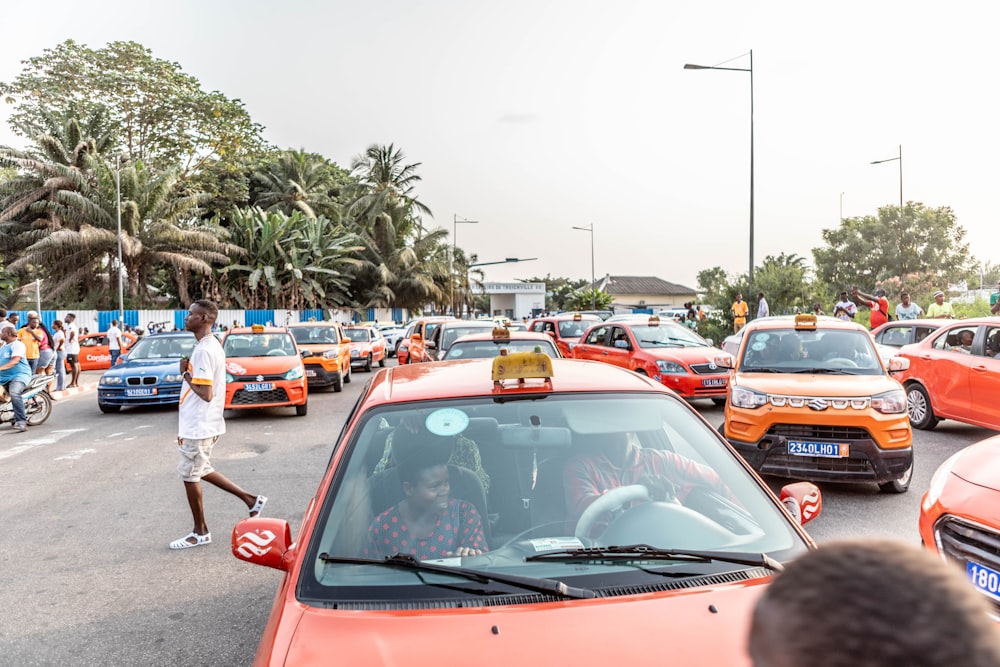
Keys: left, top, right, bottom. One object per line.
{"left": 300, "top": 349, "right": 312, "bottom": 358}
{"left": 714, "top": 354, "right": 735, "bottom": 369}
{"left": 425, "top": 341, "right": 437, "bottom": 350}
{"left": 231, "top": 518, "right": 294, "bottom": 571}
{"left": 779, "top": 482, "right": 822, "bottom": 526}
{"left": 887, "top": 356, "right": 909, "bottom": 372}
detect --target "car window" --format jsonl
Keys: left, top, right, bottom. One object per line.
{"left": 983, "top": 327, "right": 1000, "bottom": 359}
{"left": 225, "top": 333, "right": 296, "bottom": 357}
{"left": 583, "top": 325, "right": 609, "bottom": 345}
{"left": 128, "top": 336, "right": 196, "bottom": 359}
{"left": 877, "top": 325, "right": 913, "bottom": 347}
{"left": 741, "top": 328, "right": 883, "bottom": 374}
{"left": 558, "top": 320, "right": 593, "bottom": 338}
{"left": 343, "top": 329, "right": 372, "bottom": 343}
{"left": 442, "top": 339, "right": 560, "bottom": 359}
{"left": 300, "top": 393, "right": 804, "bottom": 603}
{"left": 291, "top": 326, "right": 340, "bottom": 344}
{"left": 632, "top": 324, "right": 708, "bottom": 349}
{"left": 935, "top": 326, "right": 977, "bottom": 355}
{"left": 914, "top": 327, "right": 935, "bottom": 343}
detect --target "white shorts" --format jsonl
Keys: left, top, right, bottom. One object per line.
{"left": 177, "top": 436, "right": 219, "bottom": 482}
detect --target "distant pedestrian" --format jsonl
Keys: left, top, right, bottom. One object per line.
{"left": 991, "top": 280, "right": 1000, "bottom": 316}
{"left": 63, "top": 313, "right": 81, "bottom": 388}
{"left": 927, "top": 290, "right": 955, "bottom": 319}
{"left": 811, "top": 302, "right": 825, "bottom": 317}
{"left": 170, "top": 299, "right": 267, "bottom": 550}
{"left": 0, "top": 326, "right": 31, "bottom": 432}
{"left": 756, "top": 292, "right": 769, "bottom": 319}
{"left": 833, "top": 291, "right": 857, "bottom": 321}
{"left": 107, "top": 319, "right": 123, "bottom": 366}
{"left": 749, "top": 539, "right": 1000, "bottom": 667}
{"left": 36, "top": 318, "right": 56, "bottom": 376}
{"left": 895, "top": 292, "right": 924, "bottom": 320}
{"left": 852, "top": 286, "right": 890, "bottom": 328}
{"left": 731, "top": 293, "right": 749, "bottom": 333}
{"left": 51, "top": 320, "right": 66, "bottom": 391}
{"left": 0, "top": 308, "right": 14, "bottom": 333}
{"left": 8, "top": 313, "right": 19, "bottom": 330}
{"left": 17, "top": 312, "right": 44, "bottom": 373}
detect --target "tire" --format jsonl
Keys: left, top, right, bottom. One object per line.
{"left": 879, "top": 461, "right": 913, "bottom": 494}
{"left": 332, "top": 371, "right": 344, "bottom": 393}
{"left": 98, "top": 400, "right": 120, "bottom": 414}
{"left": 295, "top": 402, "right": 308, "bottom": 417}
{"left": 363, "top": 354, "right": 372, "bottom": 372}
{"left": 906, "top": 383, "right": 939, "bottom": 430}
{"left": 711, "top": 397, "right": 727, "bottom": 406}
{"left": 26, "top": 392, "right": 54, "bottom": 424}
{"left": 378, "top": 353, "right": 386, "bottom": 368}
{"left": 344, "top": 364, "right": 351, "bottom": 383}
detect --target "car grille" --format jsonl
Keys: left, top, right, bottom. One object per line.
{"left": 768, "top": 424, "right": 872, "bottom": 440}
{"left": 935, "top": 516, "right": 1000, "bottom": 614}
{"left": 231, "top": 373, "right": 287, "bottom": 382}
{"left": 231, "top": 388, "right": 290, "bottom": 405}
{"left": 689, "top": 363, "right": 727, "bottom": 375}
{"left": 126, "top": 376, "right": 159, "bottom": 386}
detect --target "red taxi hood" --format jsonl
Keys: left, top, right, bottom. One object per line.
{"left": 226, "top": 357, "right": 301, "bottom": 376}
{"left": 278, "top": 581, "right": 764, "bottom": 666}
{"left": 951, "top": 437, "right": 1000, "bottom": 492}
{"left": 733, "top": 374, "right": 896, "bottom": 396}
{"left": 649, "top": 347, "right": 723, "bottom": 364}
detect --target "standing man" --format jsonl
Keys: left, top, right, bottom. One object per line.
{"left": 17, "top": 312, "right": 43, "bottom": 373}
{"left": 107, "top": 319, "right": 123, "bottom": 366}
{"left": 991, "top": 280, "right": 1000, "bottom": 315}
{"left": 731, "top": 293, "right": 749, "bottom": 333}
{"left": 895, "top": 292, "right": 924, "bottom": 320}
{"left": 756, "top": 292, "right": 769, "bottom": 319}
{"left": 0, "top": 326, "right": 31, "bottom": 432}
{"left": 0, "top": 309, "right": 14, "bottom": 332}
{"left": 927, "top": 290, "right": 955, "bottom": 319}
{"left": 852, "top": 286, "right": 889, "bottom": 329}
{"left": 63, "top": 313, "right": 81, "bottom": 388}
{"left": 170, "top": 299, "right": 267, "bottom": 550}
{"left": 833, "top": 291, "right": 857, "bottom": 321}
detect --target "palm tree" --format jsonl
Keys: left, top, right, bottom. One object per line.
{"left": 347, "top": 143, "right": 432, "bottom": 228}
{"left": 250, "top": 149, "right": 349, "bottom": 220}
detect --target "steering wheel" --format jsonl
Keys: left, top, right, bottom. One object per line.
{"left": 266, "top": 349, "right": 287, "bottom": 356}
{"left": 825, "top": 357, "right": 858, "bottom": 368}
{"left": 574, "top": 484, "right": 650, "bottom": 542}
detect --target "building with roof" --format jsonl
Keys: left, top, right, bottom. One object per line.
{"left": 594, "top": 275, "right": 699, "bottom": 311}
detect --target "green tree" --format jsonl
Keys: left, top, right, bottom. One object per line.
{"left": 522, "top": 274, "right": 588, "bottom": 312}
{"left": 565, "top": 288, "right": 614, "bottom": 311}
{"left": 753, "top": 253, "right": 811, "bottom": 316}
{"left": 250, "top": 149, "right": 351, "bottom": 219}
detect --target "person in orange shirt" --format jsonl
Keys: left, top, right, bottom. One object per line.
{"left": 17, "top": 311, "right": 44, "bottom": 373}
{"left": 730, "top": 294, "right": 749, "bottom": 333}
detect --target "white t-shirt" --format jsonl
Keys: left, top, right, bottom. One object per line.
{"left": 178, "top": 334, "right": 227, "bottom": 439}
{"left": 107, "top": 324, "right": 122, "bottom": 351}
{"left": 895, "top": 303, "right": 923, "bottom": 320}
{"left": 64, "top": 322, "right": 80, "bottom": 354}
{"left": 52, "top": 329, "right": 66, "bottom": 352}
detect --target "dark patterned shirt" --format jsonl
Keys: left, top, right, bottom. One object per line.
{"left": 364, "top": 499, "right": 488, "bottom": 560}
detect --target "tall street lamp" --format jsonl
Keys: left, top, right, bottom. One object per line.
{"left": 684, "top": 50, "right": 755, "bottom": 295}
{"left": 114, "top": 160, "right": 124, "bottom": 324}
{"left": 870, "top": 144, "right": 903, "bottom": 216}
{"left": 571, "top": 224, "right": 596, "bottom": 309}
{"left": 452, "top": 215, "right": 479, "bottom": 317}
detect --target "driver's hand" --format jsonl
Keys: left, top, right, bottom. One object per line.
{"left": 179, "top": 356, "right": 190, "bottom": 376}
{"left": 639, "top": 474, "right": 677, "bottom": 502}
{"left": 447, "top": 546, "right": 483, "bottom": 557}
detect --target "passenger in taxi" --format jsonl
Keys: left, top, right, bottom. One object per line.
{"left": 372, "top": 414, "right": 490, "bottom": 492}
{"left": 948, "top": 329, "right": 975, "bottom": 354}
{"left": 364, "top": 432, "right": 488, "bottom": 560}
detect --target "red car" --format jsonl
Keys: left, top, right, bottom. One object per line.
{"left": 571, "top": 316, "right": 729, "bottom": 404}
{"left": 920, "top": 433, "right": 1000, "bottom": 615}
{"left": 343, "top": 326, "right": 387, "bottom": 372}
{"left": 526, "top": 313, "right": 601, "bottom": 357}
{"left": 231, "top": 354, "right": 821, "bottom": 666}
{"left": 895, "top": 317, "right": 1000, "bottom": 430}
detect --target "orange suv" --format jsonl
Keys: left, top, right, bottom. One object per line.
{"left": 288, "top": 322, "right": 352, "bottom": 392}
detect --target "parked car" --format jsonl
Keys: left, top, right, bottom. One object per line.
{"left": 73, "top": 331, "right": 139, "bottom": 371}
{"left": 871, "top": 318, "right": 945, "bottom": 349}
{"left": 920, "top": 433, "right": 1000, "bottom": 615}
{"left": 288, "top": 322, "right": 352, "bottom": 392}
{"left": 343, "top": 326, "right": 387, "bottom": 371}
{"left": 417, "top": 319, "right": 497, "bottom": 362}
{"left": 398, "top": 316, "right": 454, "bottom": 364}
{"left": 895, "top": 317, "right": 1000, "bottom": 430}
{"left": 378, "top": 324, "right": 407, "bottom": 357}
{"left": 96, "top": 332, "right": 196, "bottom": 413}
{"left": 526, "top": 313, "right": 601, "bottom": 357}
{"left": 221, "top": 325, "right": 308, "bottom": 416}
{"left": 231, "top": 353, "right": 821, "bottom": 665}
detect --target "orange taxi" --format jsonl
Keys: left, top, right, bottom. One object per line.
{"left": 221, "top": 325, "right": 308, "bottom": 416}
{"left": 288, "top": 322, "right": 351, "bottom": 392}
{"left": 526, "top": 312, "right": 601, "bottom": 357}
{"left": 74, "top": 331, "right": 139, "bottom": 371}
{"left": 920, "top": 433, "right": 1000, "bottom": 614}
{"left": 721, "top": 314, "right": 913, "bottom": 493}
{"left": 343, "top": 326, "right": 387, "bottom": 371}
{"left": 231, "top": 352, "right": 822, "bottom": 666}
{"left": 398, "top": 316, "right": 454, "bottom": 364}
{"left": 571, "top": 315, "right": 729, "bottom": 404}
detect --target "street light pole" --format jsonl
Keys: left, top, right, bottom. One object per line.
{"left": 571, "top": 224, "right": 596, "bottom": 309}
{"left": 870, "top": 144, "right": 903, "bottom": 216}
{"left": 684, "top": 50, "right": 755, "bottom": 296}
{"left": 840, "top": 192, "right": 845, "bottom": 222}
{"left": 115, "top": 162, "right": 124, "bottom": 324}
{"left": 452, "top": 214, "right": 478, "bottom": 317}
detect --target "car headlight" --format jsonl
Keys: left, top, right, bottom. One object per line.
{"left": 163, "top": 373, "right": 183, "bottom": 383}
{"left": 350, "top": 349, "right": 360, "bottom": 358}
{"left": 655, "top": 360, "right": 686, "bottom": 374}
{"left": 731, "top": 385, "right": 768, "bottom": 409}
{"left": 285, "top": 366, "right": 303, "bottom": 381}
{"left": 923, "top": 451, "right": 963, "bottom": 509}
{"left": 100, "top": 375, "right": 123, "bottom": 385}
{"left": 322, "top": 349, "right": 339, "bottom": 359}
{"left": 871, "top": 389, "right": 907, "bottom": 414}
{"left": 226, "top": 372, "right": 235, "bottom": 384}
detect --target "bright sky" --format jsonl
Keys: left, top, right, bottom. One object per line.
{"left": 3, "top": 0, "right": 997, "bottom": 290}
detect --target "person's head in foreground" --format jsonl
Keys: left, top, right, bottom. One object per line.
{"left": 749, "top": 539, "right": 1000, "bottom": 667}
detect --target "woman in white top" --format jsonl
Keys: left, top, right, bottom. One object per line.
{"left": 51, "top": 320, "right": 67, "bottom": 391}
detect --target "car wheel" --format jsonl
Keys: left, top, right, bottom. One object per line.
{"left": 906, "top": 383, "right": 939, "bottom": 430}
{"left": 98, "top": 401, "right": 121, "bottom": 414}
{"left": 879, "top": 461, "right": 913, "bottom": 494}
{"left": 711, "top": 397, "right": 727, "bottom": 406}
{"left": 363, "top": 354, "right": 372, "bottom": 372}
{"left": 332, "top": 371, "right": 344, "bottom": 393}
{"left": 295, "top": 402, "right": 308, "bottom": 417}
{"left": 344, "top": 364, "right": 351, "bottom": 383}
{"left": 378, "top": 353, "right": 386, "bottom": 368}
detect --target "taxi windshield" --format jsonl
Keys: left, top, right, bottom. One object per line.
{"left": 442, "top": 338, "right": 560, "bottom": 359}
{"left": 126, "top": 335, "right": 195, "bottom": 360}
{"left": 631, "top": 324, "right": 708, "bottom": 348}
{"left": 557, "top": 319, "right": 596, "bottom": 338}
{"left": 740, "top": 328, "right": 883, "bottom": 374}
{"left": 300, "top": 393, "right": 805, "bottom": 604}
{"left": 291, "top": 327, "right": 340, "bottom": 345}
{"left": 224, "top": 333, "right": 297, "bottom": 357}
{"left": 441, "top": 324, "right": 496, "bottom": 349}
{"left": 343, "top": 329, "right": 372, "bottom": 343}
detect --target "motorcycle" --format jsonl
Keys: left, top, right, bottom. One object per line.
{"left": 0, "top": 373, "right": 54, "bottom": 427}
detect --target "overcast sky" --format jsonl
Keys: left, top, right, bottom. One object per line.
{"left": 3, "top": 0, "right": 996, "bottom": 290}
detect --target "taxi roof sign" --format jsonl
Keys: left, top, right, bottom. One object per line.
{"left": 491, "top": 327, "right": 511, "bottom": 341}
{"left": 492, "top": 351, "right": 554, "bottom": 388}
{"left": 794, "top": 313, "right": 818, "bottom": 330}
{"left": 572, "top": 312, "right": 582, "bottom": 321}
{"left": 648, "top": 315, "right": 660, "bottom": 327}
{"left": 251, "top": 324, "right": 266, "bottom": 333}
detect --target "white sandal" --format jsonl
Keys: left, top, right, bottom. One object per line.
{"left": 169, "top": 531, "right": 211, "bottom": 550}
{"left": 249, "top": 495, "right": 268, "bottom": 517}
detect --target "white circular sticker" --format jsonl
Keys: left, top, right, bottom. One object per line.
{"left": 425, "top": 408, "right": 469, "bottom": 437}
{"left": 751, "top": 341, "right": 766, "bottom": 351}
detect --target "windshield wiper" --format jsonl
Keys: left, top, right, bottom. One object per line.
{"left": 318, "top": 552, "right": 596, "bottom": 599}
{"left": 741, "top": 367, "right": 783, "bottom": 373}
{"left": 639, "top": 339, "right": 681, "bottom": 347}
{"left": 790, "top": 367, "right": 856, "bottom": 374}
{"left": 525, "top": 544, "right": 784, "bottom": 572}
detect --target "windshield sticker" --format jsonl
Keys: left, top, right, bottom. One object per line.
{"left": 751, "top": 341, "right": 766, "bottom": 351}
{"left": 527, "top": 537, "right": 585, "bottom": 552}
{"left": 755, "top": 333, "right": 770, "bottom": 342}
{"left": 425, "top": 408, "right": 470, "bottom": 437}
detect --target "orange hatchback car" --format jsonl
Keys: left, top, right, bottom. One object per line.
{"left": 526, "top": 313, "right": 601, "bottom": 357}
{"left": 221, "top": 325, "right": 308, "bottom": 416}
{"left": 231, "top": 354, "right": 821, "bottom": 666}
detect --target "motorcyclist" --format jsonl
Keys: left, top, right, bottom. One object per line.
{"left": 0, "top": 326, "right": 32, "bottom": 432}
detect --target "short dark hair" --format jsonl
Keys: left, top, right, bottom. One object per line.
{"left": 750, "top": 539, "right": 1000, "bottom": 667}
{"left": 393, "top": 425, "right": 452, "bottom": 485}
{"left": 0, "top": 309, "right": 6, "bottom": 318}
{"left": 192, "top": 299, "right": 219, "bottom": 323}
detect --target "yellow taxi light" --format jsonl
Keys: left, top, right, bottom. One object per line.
{"left": 572, "top": 312, "right": 582, "bottom": 321}
{"left": 648, "top": 315, "right": 660, "bottom": 326}
{"left": 251, "top": 324, "right": 265, "bottom": 332}
{"left": 492, "top": 351, "right": 554, "bottom": 385}
{"left": 794, "top": 313, "right": 818, "bottom": 330}
{"left": 492, "top": 327, "right": 511, "bottom": 340}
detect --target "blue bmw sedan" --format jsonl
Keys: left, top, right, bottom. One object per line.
{"left": 97, "top": 332, "right": 197, "bottom": 413}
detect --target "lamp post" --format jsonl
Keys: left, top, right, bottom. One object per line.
{"left": 684, "top": 50, "right": 755, "bottom": 295}
{"left": 452, "top": 214, "right": 479, "bottom": 317}
{"left": 840, "top": 192, "right": 845, "bottom": 222}
{"left": 571, "top": 224, "right": 596, "bottom": 309}
{"left": 870, "top": 144, "right": 903, "bottom": 216}
{"left": 114, "top": 161, "right": 124, "bottom": 324}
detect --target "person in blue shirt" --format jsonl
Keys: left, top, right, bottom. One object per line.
{"left": 0, "top": 325, "right": 33, "bottom": 432}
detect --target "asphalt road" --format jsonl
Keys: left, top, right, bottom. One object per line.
{"left": 1, "top": 361, "right": 996, "bottom": 666}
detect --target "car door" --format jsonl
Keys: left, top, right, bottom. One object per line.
{"left": 604, "top": 325, "right": 633, "bottom": 370}
{"left": 426, "top": 324, "right": 445, "bottom": 361}
{"left": 571, "top": 325, "right": 610, "bottom": 361}
{"left": 969, "top": 325, "right": 1000, "bottom": 428}
{"left": 923, "top": 326, "right": 974, "bottom": 421}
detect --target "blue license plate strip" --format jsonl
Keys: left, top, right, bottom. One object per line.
{"left": 245, "top": 383, "right": 273, "bottom": 392}
{"left": 125, "top": 388, "right": 156, "bottom": 397}
{"left": 787, "top": 441, "right": 849, "bottom": 458}
{"left": 702, "top": 378, "right": 726, "bottom": 387}
{"left": 967, "top": 561, "right": 1000, "bottom": 601}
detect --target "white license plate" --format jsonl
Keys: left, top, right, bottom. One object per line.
{"left": 244, "top": 383, "right": 273, "bottom": 392}
{"left": 305, "top": 369, "right": 317, "bottom": 377}
{"left": 702, "top": 378, "right": 726, "bottom": 387}
{"left": 125, "top": 387, "right": 156, "bottom": 397}
{"left": 787, "top": 441, "right": 849, "bottom": 458}
{"left": 968, "top": 561, "right": 1000, "bottom": 601}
